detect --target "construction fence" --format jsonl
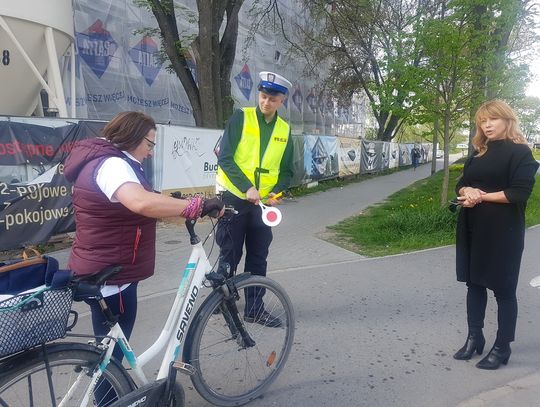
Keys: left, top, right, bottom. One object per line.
{"left": 0, "top": 116, "right": 432, "bottom": 249}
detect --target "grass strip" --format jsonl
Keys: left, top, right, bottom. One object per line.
{"left": 326, "top": 165, "right": 540, "bottom": 257}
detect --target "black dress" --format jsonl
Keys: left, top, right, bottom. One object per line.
{"left": 455, "top": 140, "right": 539, "bottom": 292}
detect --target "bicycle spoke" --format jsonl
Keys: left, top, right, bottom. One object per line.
{"left": 0, "top": 346, "right": 133, "bottom": 407}
{"left": 187, "top": 276, "right": 294, "bottom": 406}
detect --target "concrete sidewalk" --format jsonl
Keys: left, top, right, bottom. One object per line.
{"left": 454, "top": 371, "right": 540, "bottom": 407}
{"left": 50, "top": 159, "right": 540, "bottom": 406}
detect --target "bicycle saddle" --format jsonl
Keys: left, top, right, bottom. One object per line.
{"left": 71, "top": 265, "right": 123, "bottom": 301}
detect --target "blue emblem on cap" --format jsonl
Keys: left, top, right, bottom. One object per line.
{"left": 258, "top": 80, "right": 289, "bottom": 95}
{"left": 76, "top": 19, "right": 118, "bottom": 79}
{"left": 258, "top": 71, "right": 291, "bottom": 95}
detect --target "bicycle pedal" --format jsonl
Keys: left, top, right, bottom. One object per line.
{"left": 172, "top": 361, "right": 196, "bottom": 376}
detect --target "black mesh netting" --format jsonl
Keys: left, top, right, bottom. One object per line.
{"left": 0, "top": 288, "right": 73, "bottom": 357}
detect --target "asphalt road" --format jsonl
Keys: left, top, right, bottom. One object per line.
{"left": 51, "top": 159, "right": 540, "bottom": 406}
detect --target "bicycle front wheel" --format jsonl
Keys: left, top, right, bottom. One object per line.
{"left": 0, "top": 342, "right": 134, "bottom": 407}
{"left": 184, "top": 274, "right": 295, "bottom": 406}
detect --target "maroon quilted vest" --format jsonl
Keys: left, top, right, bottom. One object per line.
{"left": 64, "top": 138, "right": 157, "bottom": 285}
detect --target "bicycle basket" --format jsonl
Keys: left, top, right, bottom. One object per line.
{"left": 0, "top": 287, "right": 73, "bottom": 358}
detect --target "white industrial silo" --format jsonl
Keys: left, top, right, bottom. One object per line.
{"left": 0, "top": 0, "right": 75, "bottom": 117}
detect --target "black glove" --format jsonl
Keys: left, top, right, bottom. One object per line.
{"left": 201, "top": 197, "right": 224, "bottom": 218}
{"left": 170, "top": 191, "right": 182, "bottom": 199}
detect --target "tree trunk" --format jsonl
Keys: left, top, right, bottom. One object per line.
{"left": 197, "top": 1, "right": 219, "bottom": 127}
{"left": 440, "top": 111, "right": 451, "bottom": 207}
{"left": 431, "top": 114, "right": 439, "bottom": 175}
{"left": 486, "top": 1, "right": 520, "bottom": 98}
{"left": 468, "top": 3, "right": 487, "bottom": 152}
{"left": 149, "top": 0, "right": 203, "bottom": 125}
{"left": 148, "top": 0, "right": 242, "bottom": 128}
{"left": 220, "top": 0, "right": 243, "bottom": 125}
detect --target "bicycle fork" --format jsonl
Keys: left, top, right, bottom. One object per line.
{"left": 208, "top": 273, "right": 256, "bottom": 348}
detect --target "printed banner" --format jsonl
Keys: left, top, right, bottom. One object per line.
{"left": 399, "top": 143, "right": 414, "bottom": 166}
{"left": 290, "top": 135, "right": 306, "bottom": 187}
{"left": 338, "top": 137, "right": 361, "bottom": 176}
{"left": 156, "top": 126, "right": 222, "bottom": 198}
{"left": 381, "top": 142, "right": 391, "bottom": 170}
{"left": 0, "top": 121, "right": 76, "bottom": 166}
{"left": 0, "top": 165, "right": 75, "bottom": 249}
{"left": 360, "top": 140, "right": 384, "bottom": 173}
{"left": 71, "top": 1, "right": 196, "bottom": 125}
{"left": 0, "top": 119, "right": 138, "bottom": 250}
{"left": 303, "top": 135, "right": 339, "bottom": 181}
{"left": 388, "top": 142, "right": 399, "bottom": 168}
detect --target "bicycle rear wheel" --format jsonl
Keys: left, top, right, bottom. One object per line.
{"left": 0, "top": 343, "right": 134, "bottom": 407}
{"left": 184, "top": 274, "right": 295, "bottom": 406}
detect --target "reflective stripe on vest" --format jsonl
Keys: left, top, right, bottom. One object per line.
{"left": 216, "top": 107, "right": 289, "bottom": 199}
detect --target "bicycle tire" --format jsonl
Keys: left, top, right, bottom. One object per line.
{"left": 165, "top": 381, "right": 185, "bottom": 407}
{"left": 0, "top": 342, "right": 135, "bottom": 407}
{"left": 184, "top": 274, "right": 295, "bottom": 406}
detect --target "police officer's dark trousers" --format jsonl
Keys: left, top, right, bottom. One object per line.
{"left": 217, "top": 192, "right": 273, "bottom": 316}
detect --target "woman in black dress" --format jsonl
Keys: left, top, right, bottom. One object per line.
{"left": 453, "top": 99, "right": 539, "bottom": 369}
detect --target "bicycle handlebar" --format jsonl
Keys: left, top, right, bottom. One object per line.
{"left": 185, "top": 206, "right": 236, "bottom": 244}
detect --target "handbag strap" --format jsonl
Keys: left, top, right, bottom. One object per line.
{"left": 0, "top": 249, "right": 48, "bottom": 274}
{"left": 22, "top": 248, "right": 42, "bottom": 260}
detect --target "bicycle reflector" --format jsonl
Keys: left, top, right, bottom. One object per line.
{"left": 258, "top": 202, "right": 282, "bottom": 227}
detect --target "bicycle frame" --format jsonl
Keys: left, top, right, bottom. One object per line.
{"left": 67, "top": 238, "right": 213, "bottom": 406}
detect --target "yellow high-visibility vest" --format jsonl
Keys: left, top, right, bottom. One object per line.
{"left": 216, "top": 107, "right": 289, "bottom": 199}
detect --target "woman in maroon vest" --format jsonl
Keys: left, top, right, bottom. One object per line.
{"left": 64, "top": 111, "right": 223, "bottom": 369}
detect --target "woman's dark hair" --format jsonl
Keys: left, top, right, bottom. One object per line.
{"left": 102, "top": 111, "right": 156, "bottom": 151}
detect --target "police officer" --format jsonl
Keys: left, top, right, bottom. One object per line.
{"left": 216, "top": 71, "right": 294, "bottom": 327}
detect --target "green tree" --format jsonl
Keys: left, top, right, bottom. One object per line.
{"left": 453, "top": 0, "right": 536, "bottom": 151}
{"left": 293, "top": 0, "right": 438, "bottom": 141}
{"left": 515, "top": 96, "right": 540, "bottom": 141}
{"left": 412, "top": 0, "right": 534, "bottom": 203}
{"left": 414, "top": 1, "right": 475, "bottom": 205}
{"left": 136, "top": 0, "right": 243, "bottom": 128}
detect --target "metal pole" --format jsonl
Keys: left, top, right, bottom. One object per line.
{"left": 44, "top": 27, "right": 68, "bottom": 117}
{"left": 70, "top": 42, "right": 76, "bottom": 118}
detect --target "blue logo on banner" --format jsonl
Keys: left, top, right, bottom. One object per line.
{"left": 306, "top": 90, "right": 317, "bottom": 114}
{"left": 342, "top": 106, "right": 350, "bottom": 121}
{"left": 318, "top": 96, "right": 325, "bottom": 114}
{"left": 234, "top": 64, "right": 253, "bottom": 100}
{"left": 129, "top": 37, "right": 162, "bottom": 86}
{"left": 76, "top": 19, "right": 118, "bottom": 78}
{"left": 326, "top": 98, "right": 334, "bottom": 114}
{"left": 292, "top": 86, "right": 303, "bottom": 111}
{"left": 186, "top": 58, "right": 198, "bottom": 84}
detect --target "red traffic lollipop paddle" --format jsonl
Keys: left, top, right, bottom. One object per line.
{"left": 258, "top": 202, "right": 282, "bottom": 227}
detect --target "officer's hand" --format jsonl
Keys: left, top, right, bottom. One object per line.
{"left": 201, "top": 198, "right": 225, "bottom": 218}
{"left": 266, "top": 192, "right": 283, "bottom": 206}
{"left": 246, "top": 186, "right": 260, "bottom": 205}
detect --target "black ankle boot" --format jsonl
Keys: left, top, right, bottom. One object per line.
{"left": 476, "top": 344, "right": 511, "bottom": 370}
{"left": 453, "top": 334, "right": 486, "bottom": 360}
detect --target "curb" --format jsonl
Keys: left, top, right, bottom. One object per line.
{"left": 454, "top": 371, "right": 540, "bottom": 406}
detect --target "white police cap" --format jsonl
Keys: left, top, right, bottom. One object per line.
{"left": 258, "top": 71, "right": 292, "bottom": 95}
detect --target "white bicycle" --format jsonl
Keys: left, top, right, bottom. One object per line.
{"left": 0, "top": 211, "right": 295, "bottom": 407}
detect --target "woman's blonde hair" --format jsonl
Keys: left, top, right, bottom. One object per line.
{"left": 472, "top": 99, "right": 527, "bottom": 156}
